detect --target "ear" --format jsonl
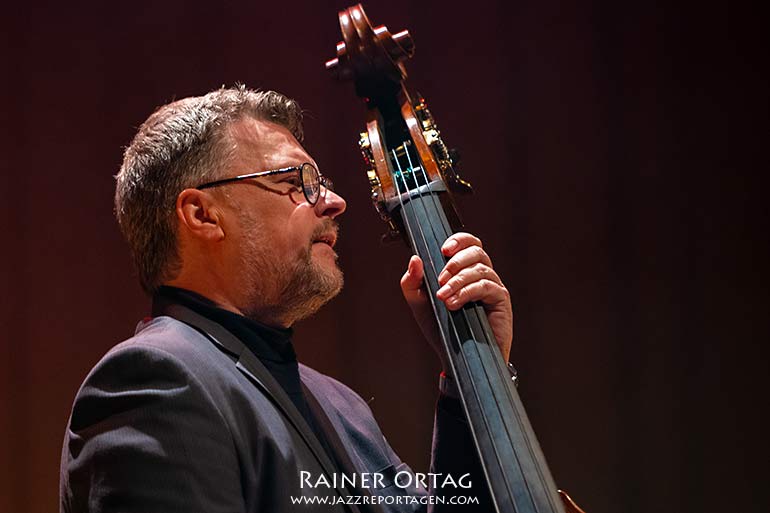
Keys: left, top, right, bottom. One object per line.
{"left": 175, "top": 188, "right": 226, "bottom": 242}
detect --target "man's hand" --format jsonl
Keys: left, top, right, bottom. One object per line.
{"left": 400, "top": 232, "right": 513, "bottom": 373}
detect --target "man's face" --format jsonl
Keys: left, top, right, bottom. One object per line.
{"left": 217, "top": 117, "right": 347, "bottom": 326}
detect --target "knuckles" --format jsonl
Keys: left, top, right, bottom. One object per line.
{"left": 445, "top": 263, "right": 499, "bottom": 294}
{"left": 444, "top": 245, "right": 490, "bottom": 275}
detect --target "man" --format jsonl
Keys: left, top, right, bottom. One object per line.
{"left": 60, "top": 86, "right": 513, "bottom": 512}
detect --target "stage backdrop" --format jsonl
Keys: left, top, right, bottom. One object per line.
{"left": 1, "top": 1, "right": 764, "bottom": 513}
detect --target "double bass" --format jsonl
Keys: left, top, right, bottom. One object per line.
{"left": 326, "top": 5, "right": 585, "bottom": 513}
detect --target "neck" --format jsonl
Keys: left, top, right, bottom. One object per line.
{"left": 163, "top": 278, "right": 293, "bottom": 329}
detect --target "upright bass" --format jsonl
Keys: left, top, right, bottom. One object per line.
{"left": 326, "top": 5, "right": 585, "bottom": 513}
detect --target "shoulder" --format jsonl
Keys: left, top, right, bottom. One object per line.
{"left": 115, "top": 314, "right": 222, "bottom": 359}
{"left": 90, "top": 315, "right": 231, "bottom": 382}
{"left": 68, "top": 316, "right": 234, "bottom": 430}
{"left": 61, "top": 319, "right": 245, "bottom": 513}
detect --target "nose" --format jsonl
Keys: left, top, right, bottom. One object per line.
{"left": 315, "top": 187, "right": 346, "bottom": 219}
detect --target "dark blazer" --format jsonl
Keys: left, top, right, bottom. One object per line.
{"left": 60, "top": 302, "right": 487, "bottom": 513}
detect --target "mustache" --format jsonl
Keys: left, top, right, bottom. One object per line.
{"left": 310, "top": 219, "right": 340, "bottom": 245}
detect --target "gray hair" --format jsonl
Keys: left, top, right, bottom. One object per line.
{"left": 114, "top": 85, "right": 303, "bottom": 293}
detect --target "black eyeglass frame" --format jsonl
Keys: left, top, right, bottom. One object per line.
{"left": 195, "top": 162, "right": 332, "bottom": 205}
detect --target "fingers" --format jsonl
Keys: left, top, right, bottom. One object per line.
{"left": 406, "top": 232, "right": 509, "bottom": 311}
{"left": 402, "top": 236, "right": 513, "bottom": 361}
{"left": 441, "top": 232, "right": 483, "bottom": 254}
{"left": 436, "top": 263, "right": 503, "bottom": 301}
{"left": 437, "top": 233, "right": 492, "bottom": 285}
{"left": 434, "top": 232, "right": 511, "bottom": 312}
{"left": 443, "top": 278, "right": 511, "bottom": 311}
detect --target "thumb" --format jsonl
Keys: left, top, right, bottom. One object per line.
{"left": 400, "top": 255, "right": 425, "bottom": 301}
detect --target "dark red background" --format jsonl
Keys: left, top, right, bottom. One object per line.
{"left": 1, "top": 1, "right": 765, "bottom": 512}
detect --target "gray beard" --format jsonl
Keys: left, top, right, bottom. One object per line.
{"left": 237, "top": 224, "right": 343, "bottom": 327}
{"left": 258, "top": 243, "right": 343, "bottom": 325}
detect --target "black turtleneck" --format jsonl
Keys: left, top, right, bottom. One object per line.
{"left": 152, "top": 286, "right": 318, "bottom": 433}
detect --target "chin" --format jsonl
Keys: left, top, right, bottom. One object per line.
{"left": 283, "top": 267, "right": 344, "bottom": 324}
{"left": 301, "top": 255, "right": 344, "bottom": 298}
{"left": 317, "top": 263, "right": 344, "bottom": 296}
{"left": 311, "top": 245, "right": 341, "bottom": 273}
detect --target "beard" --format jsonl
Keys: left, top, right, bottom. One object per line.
{"left": 237, "top": 217, "right": 344, "bottom": 327}
{"left": 273, "top": 239, "right": 344, "bottom": 322}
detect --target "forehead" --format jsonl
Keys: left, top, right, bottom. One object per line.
{"left": 227, "top": 117, "right": 313, "bottom": 171}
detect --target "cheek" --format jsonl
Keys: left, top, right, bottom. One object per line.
{"left": 273, "top": 211, "right": 316, "bottom": 256}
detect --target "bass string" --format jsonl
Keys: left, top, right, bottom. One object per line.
{"left": 390, "top": 145, "right": 512, "bottom": 509}
{"left": 404, "top": 146, "right": 559, "bottom": 511}
{"left": 400, "top": 144, "right": 528, "bottom": 504}
{"left": 389, "top": 148, "right": 454, "bottom": 383}
{"left": 402, "top": 144, "right": 515, "bottom": 400}
{"left": 401, "top": 150, "right": 514, "bottom": 413}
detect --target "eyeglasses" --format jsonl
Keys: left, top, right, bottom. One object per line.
{"left": 196, "top": 162, "right": 333, "bottom": 205}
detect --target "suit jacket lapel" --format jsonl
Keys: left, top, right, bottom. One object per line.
{"left": 301, "top": 381, "right": 369, "bottom": 477}
{"left": 301, "top": 379, "right": 389, "bottom": 513}
{"left": 159, "top": 303, "right": 361, "bottom": 511}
